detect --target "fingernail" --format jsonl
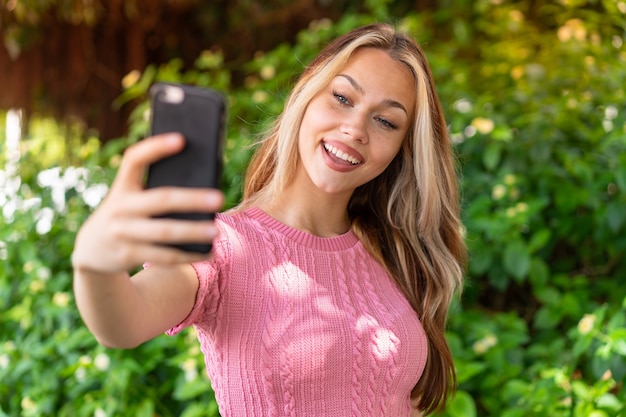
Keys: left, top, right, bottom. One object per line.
{"left": 165, "top": 133, "right": 183, "bottom": 144}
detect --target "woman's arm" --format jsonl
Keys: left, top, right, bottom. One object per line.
{"left": 71, "top": 133, "right": 224, "bottom": 348}
{"left": 73, "top": 264, "right": 198, "bottom": 348}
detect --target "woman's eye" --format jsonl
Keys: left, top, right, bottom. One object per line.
{"left": 333, "top": 91, "right": 350, "bottom": 106}
{"left": 375, "top": 117, "right": 397, "bottom": 130}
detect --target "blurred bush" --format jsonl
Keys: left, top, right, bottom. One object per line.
{"left": 1, "top": 1, "right": 625, "bottom": 416}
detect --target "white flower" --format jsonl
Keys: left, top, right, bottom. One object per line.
{"left": 62, "top": 167, "right": 89, "bottom": 192}
{"left": 2, "top": 199, "right": 17, "bottom": 221}
{"left": 94, "top": 408, "right": 108, "bottom": 417}
{"left": 578, "top": 314, "right": 596, "bottom": 335}
{"left": 21, "top": 396, "right": 36, "bottom": 411}
{"left": 20, "top": 197, "right": 41, "bottom": 212}
{"left": 252, "top": 91, "right": 269, "bottom": 103}
{"left": 463, "top": 125, "right": 477, "bottom": 138}
{"left": 472, "top": 334, "right": 498, "bottom": 355}
{"left": 29, "top": 280, "right": 45, "bottom": 293}
{"left": 82, "top": 184, "right": 109, "bottom": 208}
{"left": 37, "top": 267, "right": 51, "bottom": 281}
{"left": 94, "top": 353, "right": 110, "bottom": 371}
{"left": 605, "top": 105, "right": 618, "bottom": 120}
{"left": 37, "top": 167, "right": 61, "bottom": 187}
{"left": 75, "top": 366, "right": 87, "bottom": 382}
{"left": 51, "top": 186, "right": 66, "bottom": 212}
{"left": 52, "top": 292, "right": 70, "bottom": 308}
{"left": 515, "top": 202, "right": 528, "bottom": 213}
{"left": 78, "top": 355, "right": 92, "bottom": 366}
{"left": 471, "top": 117, "right": 495, "bottom": 135}
{"left": 492, "top": 184, "right": 506, "bottom": 200}
{"left": 0, "top": 353, "right": 9, "bottom": 369}
{"left": 453, "top": 98, "right": 472, "bottom": 113}
{"left": 260, "top": 65, "right": 275, "bottom": 80}
{"left": 503, "top": 174, "right": 516, "bottom": 185}
{"left": 36, "top": 207, "right": 55, "bottom": 235}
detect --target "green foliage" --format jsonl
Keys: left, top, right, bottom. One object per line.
{"left": 1, "top": 1, "right": 625, "bottom": 416}
{"left": 0, "top": 120, "right": 218, "bottom": 416}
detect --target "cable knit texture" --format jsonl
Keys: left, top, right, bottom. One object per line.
{"left": 167, "top": 207, "right": 428, "bottom": 416}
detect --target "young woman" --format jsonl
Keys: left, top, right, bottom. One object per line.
{"left": 72, "top": 23, "right": 466, "bottom": 416}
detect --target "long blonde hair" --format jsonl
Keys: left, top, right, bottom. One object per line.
{"left": 243, "top": 23, "right": 467, "bottom": 415}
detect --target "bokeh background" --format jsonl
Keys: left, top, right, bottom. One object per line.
{"left": 1, "top": 1, "right": 625, "bottom": 416}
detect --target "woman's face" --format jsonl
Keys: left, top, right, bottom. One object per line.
{"left": 297, "top": 47, "right": 416, "bottom": 198}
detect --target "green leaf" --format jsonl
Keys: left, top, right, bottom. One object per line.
{"left": 561, "top": 293, "right": 583, "bottom": 316}
{"left": 595, "top": 393, "right": 622, "bottom": 411}
{"left": 136, "top": 399, "right": 155, "bottom": 417}
{"left": 535, "top": 287, "right": 562, "bottom": 306}
{"left": 501, "top": 379, "right": 529, "bottom": 403}
{"left": 453, "top": 19, "right": 470, "bottom": 44}
{"left": 446, "top": 390, "right": 477, "bottom": 417}
{"left": 534, "top": 306, "right": 562, "bottom": 330}
{"left": 609, "top": 329, "right": 626, "bottom": 355}
{"left": 468, "top": 244, "right": 493, "bottom": 275}
{"left": 503, "top": 240, "right": 530, "bottom": 281}
{"left": 483, "top": 142, "right": 502, "bottom": 171}
{"left": 571, "top": 380, "right": 591, "bottom": 400}
{"left": 615, "top": 167, "right": 626, "bottom": 192}
{"left": 174, "top": 378, "right": 213, "bottom": 401}
{"left": 455, "top": 361, "right": 488, "bottom": 384}
{"left": 501, "top": 410, "right": 525, "bottom": 417}
{"left": 606, "top": 202, "right": 625, "bottom": 232}
{"left": 180, "top": 402, "right": 217, "bottom": 417}
{"left": 528, "top": 229, "right": 552, "bottom": 253}
{"left": 528, "top": 258, "right": 550, "bottom": 287}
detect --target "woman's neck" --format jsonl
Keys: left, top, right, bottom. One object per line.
{"left": 256, "top": 187, "right": 352, "bottom": 238}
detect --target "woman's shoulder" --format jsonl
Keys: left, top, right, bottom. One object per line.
{"left": 215, "top": 206, "right": 263, "bottom": 232}
{"left": 212, "top": 207, "right": 270, "bottom": 253}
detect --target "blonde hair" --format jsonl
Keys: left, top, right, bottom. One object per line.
{"left": 243, "top": 23, "right": 467, "bottom": 415}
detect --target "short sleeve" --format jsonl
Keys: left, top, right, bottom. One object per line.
{"left": 166, "top": 259, "right": 221, "bottom": 336}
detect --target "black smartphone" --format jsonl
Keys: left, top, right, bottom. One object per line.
{"left": 146, "top": 82, "right": 226, "bottom": 253}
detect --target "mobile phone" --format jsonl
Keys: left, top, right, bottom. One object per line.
{"left": 146, "top": 82, "right": 226, "bottom": 253}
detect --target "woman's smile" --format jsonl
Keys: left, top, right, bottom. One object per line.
{"left": 322, "top": 140, "right": 364, "bottom": 172}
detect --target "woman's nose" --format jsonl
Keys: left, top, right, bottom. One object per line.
{"left": 340, "top": 111, "right": 369, "bottom": 144}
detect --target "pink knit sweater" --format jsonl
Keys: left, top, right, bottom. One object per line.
{"left": 167, "top": 207, "right": 428, "bottom": 416}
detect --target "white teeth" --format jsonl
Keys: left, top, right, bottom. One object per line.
{"left": 323, "top": 143, "right": 362, "bottom": 165}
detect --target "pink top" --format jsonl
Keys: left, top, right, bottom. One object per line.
{"left": 167, "top": 207, "right": 428, "bottom": 416}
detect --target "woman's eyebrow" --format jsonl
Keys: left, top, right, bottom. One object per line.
{"left": 337, "top": 73, "right": 408, "bottom": 115}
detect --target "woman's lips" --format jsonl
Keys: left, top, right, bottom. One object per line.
{"left": 321, "top": 141, "right": 364, "bottom": 172}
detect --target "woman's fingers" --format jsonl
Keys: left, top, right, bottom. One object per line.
{"left": 108, "top": 241, "right": 211, "bottom": 270}
{"left": 110, "top": 218, "right": 219, "bottom": 245}
{"left": 73, "top": 215, "right": 216, "bottom": 272}
{"left": 113, "top": 133, "right": 186, "bottom": 192}
{"left": 115, "top": 187, "right": 224, "bottom": 218}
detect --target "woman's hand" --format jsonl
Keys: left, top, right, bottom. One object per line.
{"left": 72, "top": 133, "right": 224, "bottom": 274}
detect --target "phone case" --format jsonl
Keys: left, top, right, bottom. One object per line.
{"left": 147, "top": 82, "right": 226, "bottom": 253}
